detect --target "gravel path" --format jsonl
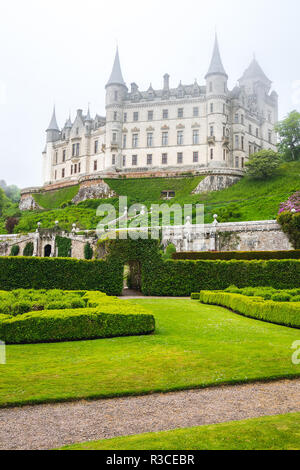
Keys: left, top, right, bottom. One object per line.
{"left": 0, "top": 378, "right": 300, "bottom": 450}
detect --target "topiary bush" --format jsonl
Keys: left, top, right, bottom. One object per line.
{"left": 84, "top": 242, "right": 93, "bottom": 260}
{"left": 23, "top": 242, "right": 34, "bottom": 257}
{"left": 271, "top": 293, "right": 292, "bottom": 302}
{"left": 10, "top": 245, "right": 20, "bottom": 256}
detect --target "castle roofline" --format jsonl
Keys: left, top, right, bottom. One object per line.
{"left": 205, "top": 34, "right": 228, "bottom": 79}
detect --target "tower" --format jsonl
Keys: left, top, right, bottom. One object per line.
{"left": 205, "top": 35, "right": 229, "bottom": 167}
{"left": 105, "top": 48, "right": 128, "bottom": 170}
{"left": 43, "top": 107, "right": 60, "bottom": 184}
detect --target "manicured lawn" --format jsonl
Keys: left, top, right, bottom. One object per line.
{"left": 61, "top": 413, "right": 300, "bottom": 450}
{"left": 0, "top": 299, "right": 299, "bottom": 407}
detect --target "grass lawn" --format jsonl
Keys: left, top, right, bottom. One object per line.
{"left": 33, "top": 185, "right": 80, "bottom": 210}
{"left": 62, "top": 413, "right": 300, "bottom": 450}
{"left": 0, "top": 299, "right": 299, "bottom": 407}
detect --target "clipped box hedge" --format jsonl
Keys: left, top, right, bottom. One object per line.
{"left": 143, "top": 260, "right": 300, "bottom": 296}
{"left": 172, "top": 250, "right": 300, "bottom": 261}
{"left": 0, "top": 257, "right": 123, "bottom": 295}
{"left": 0, "top": 306, "right": 155, "bottom": 344}
{"left": 199, "top": 291, "right": 300, "bottom": 328}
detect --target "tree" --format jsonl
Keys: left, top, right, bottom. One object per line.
{"left": 245, "top": 150, "right": 282, "bottom": 179}
{"left": 0, "top": 188, "right": 6, "bottom": 217}
{"left": 275, "top": 110, "right": 300, "bottom": 161}
{"left": 5, "top": 217, "right": 19, "bottom": 234}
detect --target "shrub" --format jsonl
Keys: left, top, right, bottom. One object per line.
{"left": 84, "top": 243, "right": 93, "bottom": 260}
{"left": 200, "top": 291, "right": 300, "bottom": 328}
{"left": 271, "top": 293, "right": 292, "bottom": 302}
{"left": 245, "top": 150, "right": 282, "bottom": 179}
{"left": 191, "top": 293, "right": 200, "bottom": 300}
{"left": 172, "top": 250, "right": 300, "bottom": 261}
{"left": 55, "top": 236, "right": 72, "bottom": 257}
{"left": 0, "top": 307, "right": 155, "bottom": 344}
{"left": 291, "top": 296, "right": 300, "bottom": 302}
{"left": 23, "top": 242, "right": 34, "bottom": 257}
{"left": 11, "top": 301, "right": 32, "bottom": 316}
{"left": 10, "top": 245, "right": 20, "bottom": 256}
{"left": 5, "top": 217, "right": 19, "bottom": 234}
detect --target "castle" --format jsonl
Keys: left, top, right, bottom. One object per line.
{"left": 19, "top": 36, "right": 279, "bottom": 209}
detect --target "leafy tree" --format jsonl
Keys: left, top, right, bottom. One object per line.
{"left": 275, "top": 110, "right": 300, "bottom": 161}
{"left": 0, "top": 180, "right": 20, "bottom": 203}
{"left": 245, "top": 150, "right": 282, "bottom": 179}
{"left": 0, "top": 188, "right": 6, "bottom": 217}
{"left": 5, "top": 217, "right": 19, "bottom": 234}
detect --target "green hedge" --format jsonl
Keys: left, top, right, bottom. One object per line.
{"left": 0, "top": 257, "right": 123, "bottom": 295}
{"left": 142, "top": 259, "right": 300, "bottom": 296}
{"left": 0, "top": 308, "right": 155, "bottom": 344}
{"left": 172, "top": 250, "right": 300, "bottom": 261}
{"left": 199, "top": 291, "right": 300, "bottom": 328}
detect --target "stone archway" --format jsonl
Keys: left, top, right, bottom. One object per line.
{"left": 122, "top": 260, "right": 142, "bottom": 296}
{"left": 44, "top": 244, "right": 52, "bottom": 257}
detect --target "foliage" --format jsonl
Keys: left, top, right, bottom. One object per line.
{"left": 0, "top": 291, "right": 155, "bottom": 344}
{"left": 0, "top": 180, "right": 21, "bottom": 203}
{"left": 278, "top": 191, "right": 300, "bottom": 214}
{"left": 277, "top": 211, "right": 300, "bottom": 249}
{"left": 33, "top": 185, "right": 79, "bottom": 210}
{"left": 62, "top": 413, "right": 300, "bottom": 451}
{"left": 23, "top": 242, "right": 34, "bottom": 257}
{"left": 84, "top": 242, "right": 93, "bottom": 260}
{"left": 5, "top": 217, "right": 19, "bottom": 234}
{"left": 275, "top": 110, "right": 300, "bottom": 161}
{"left": 245, "top": 150, "right": 282, "bottom": 179}
{"left": 0, "top": 257, "right": 123, "bottom": 295}
{"left": 55, "top": 236, "right": 72, "bottom": 257}
{"left": 216, "top": 204, "right": 242, "bottom": 222}
{"left": 0, "top": 188, "right": 6, "bottom": 217}
{"left": 200, "top": 291, "right": 300, "bottom": 328}
{"left": 161, "top": 243, "right": 177, "bottom": 261}
{"left": 173, "top": 250, "right": 300, "bottom": 261}
{"left": 0, "top": 298, "right": 299, "bottom": 407}
{"left": 10, "top": 245, "right": 20, "bottom": 256}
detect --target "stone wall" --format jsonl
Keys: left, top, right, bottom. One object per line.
{"left": 72, "top": 177, "right": 116, "bottom": 204}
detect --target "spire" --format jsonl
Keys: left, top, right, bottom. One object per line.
{"left": 205, "top": 34, "right": 228, "bottom": 79}
{"left": 239, "top": 57, "right": 272, "bottom": 86}
{"left": 65, "top": 114, "right": 72, "bottom": 129}
{"left": 85, "top": 105, "right": 92, "bottom": 122}
{"left": 106, "top": 48, "right": 126, "bottom": 88}
{"left": 47, "top": 106, "right": 60, "bottom": 131}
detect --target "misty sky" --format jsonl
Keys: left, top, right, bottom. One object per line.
{"left": 0, "top": 0, "right": 299, "bottom": 188}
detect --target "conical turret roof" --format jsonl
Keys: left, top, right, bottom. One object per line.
{"left": 205, "top": 35, "right": 228, "bottom": 79}
{"left": 47, "top": 107, "right": 60, "bottom": 131}
{"left": 106, "top": 48, "right": 126, "bottom": 88}
{"left": 239, "top": 57, "right": 271, "bottom": 85}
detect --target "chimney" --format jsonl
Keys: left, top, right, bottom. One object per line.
{"left": 163, "top": 74, "right": 170, "bottom": 90}
{"left": 131, "top": 83, "right": 138, "bottom": 93}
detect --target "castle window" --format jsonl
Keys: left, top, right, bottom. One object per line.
{"left": 162, "top": 132, "right": 168, "bottom": 146}
{"left": 112, "top": 155, "right": 116, "bottom": 165}
{"left": 177, "top": 131, "right": 184, "bottom": 145}
{"left": 72, "top": 143, "right": 80, "bottom": 157}
{"left": 112, "top": 132, "right": 117, "bottom": 143}
{"left": 210, "top": 103, "right": 214, "bottom": 114}
{"left": 94, "top": 160, "right": 97, "bottom": 171}
{"left": 123, "top": 134, "right": 127, "bottom": 148}
{"left": 132, "top": 134, "right": 138, "bottom": 148}
{"left": 178, "top": 108, "right": 184, "bottom": 118}
{"left": 132, "top": 155, "right": 138, "bottom": 166}
{"left": 193, "top": 130, "right": 199, "bottom": 145}
{"left": 133, "top": 112, "right": 139, "bottom": 122}
{"left": 235, "top": 135, "right": 239, "bottom": 149}
{"left": 249, "top": 145, "right": 252, "bottom": 155}
{"left": 234, "top": 114, "right": 239, "bottom": 124}
{"left": 210, "top": 148, "right": 214, "bottom": 160}
{"left": 268, "top": 112, "right": 272, "bottom": 123}
{"left": 193, "top": 107, "right": 199, "bottom": 117}
{"left": 148, "top": 111, "right": 154, "bottom": 121}
{"left": 241, "top": 157, "right": 245, "bottom": 168}
{"left": 55, "top": 170, "right": 57, "bottom": 180}
{"left": 235, "top": 156, "right": 239, "bottom": 168}
{"left": 223, "top": 127, "right": 226, "bottom": 137}
{"left": 210, "top": 126, "right": 214, "bottom": 137}
{"left": 241, "top": 115, "right": 244, "bottom": 125}
{"left": 63, "top": 133, "right": 65, "bottom": 140}
{"left": 209, "top": 82, "right": 213, "bottom": 92}
{"left": 55, "top": 152, "right": 58, "bottom": 164}
{"left": 177, "top": 152, "right": 183, "bottom": 164}
{"left": 78, "top": 162, "right": 81, "bottom": 173}
{"left": 256, "top": 128, "right": 259, "bottom": 138}
{"left": 74, "top": 164, "right": 77, "bottom": 173}
{"left": 162, "top": 153, "right": 168, "bottom": 165}
{"left": 193, "top": 151, "right": 199, "bottom": 163}
{"left": 122, "top": 155, "right": 126, "bottom": 167}
{"left": 114, "top": 91, "right": 118, "bottom": 101}
{"left": 163, "top": 109, "right": 168, "bottom": 119}
{"left": 94, "top": 140, "right": 98, "bottom": 154}
{"left": 62, "top": 150, "right": 66, "bottom": 162}
{"left": 147, "top": 154, "right": 153, "bottom": 165}
{"left": 147, "top": 133, "right": 153, "bottom": 147}
{"left": 76, "top": 128, "right": 79, "bottom": 136}
{"left": 62, "top": 168, "right": 65, "bottom": 178}
{"left": 124, "top": 113, "right": 127, "bottom": 122}
{"left": 268, "top": 130, "right": 272, "bottom": 144}
{"left": 241, "top": 136, "right": 244, "bottom": 150}
{"left": 249, "top": 124, "right": 252, "bottom": 134}
{"left": 114, "top": 112, "right": 117, "bottom": 121}
{"left": 71, "top": 165, "right": 73, "bottom": 175}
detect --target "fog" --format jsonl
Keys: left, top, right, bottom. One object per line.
{"left": 0, "top": 0, "right": 299, "bottom": 187}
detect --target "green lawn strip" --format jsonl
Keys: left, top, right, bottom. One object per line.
{"left": 34, "top": 185, "right": 80, "bottom": 210}
{"left": 0, "top": 299, "right": 299, "bottom": 408}
{"left": 61, "top": 413, "right": 300, "bottom": 450}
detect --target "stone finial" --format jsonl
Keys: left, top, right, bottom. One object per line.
{"left": 212, "top": 214, "right": 219, "bottom": 226}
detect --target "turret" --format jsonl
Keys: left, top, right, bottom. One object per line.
{"left": 46, "top": 107, "right": 60, "bottom": 143}
{"left": 205, "top": 34, "right": 228, "bottom": 96}
{"left": 105, "top": 48, "right": 127, "bottom": 107}
{"left": 239, "top": 56, "right": 272, "bottom": 96}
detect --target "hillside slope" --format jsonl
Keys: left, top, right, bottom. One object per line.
{"left": 6, "top": 162, "right": 300, "bottom": 233}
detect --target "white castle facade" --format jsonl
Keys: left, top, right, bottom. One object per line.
{"left": 42, "top": 36, "right": 278, "bottom": 186}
